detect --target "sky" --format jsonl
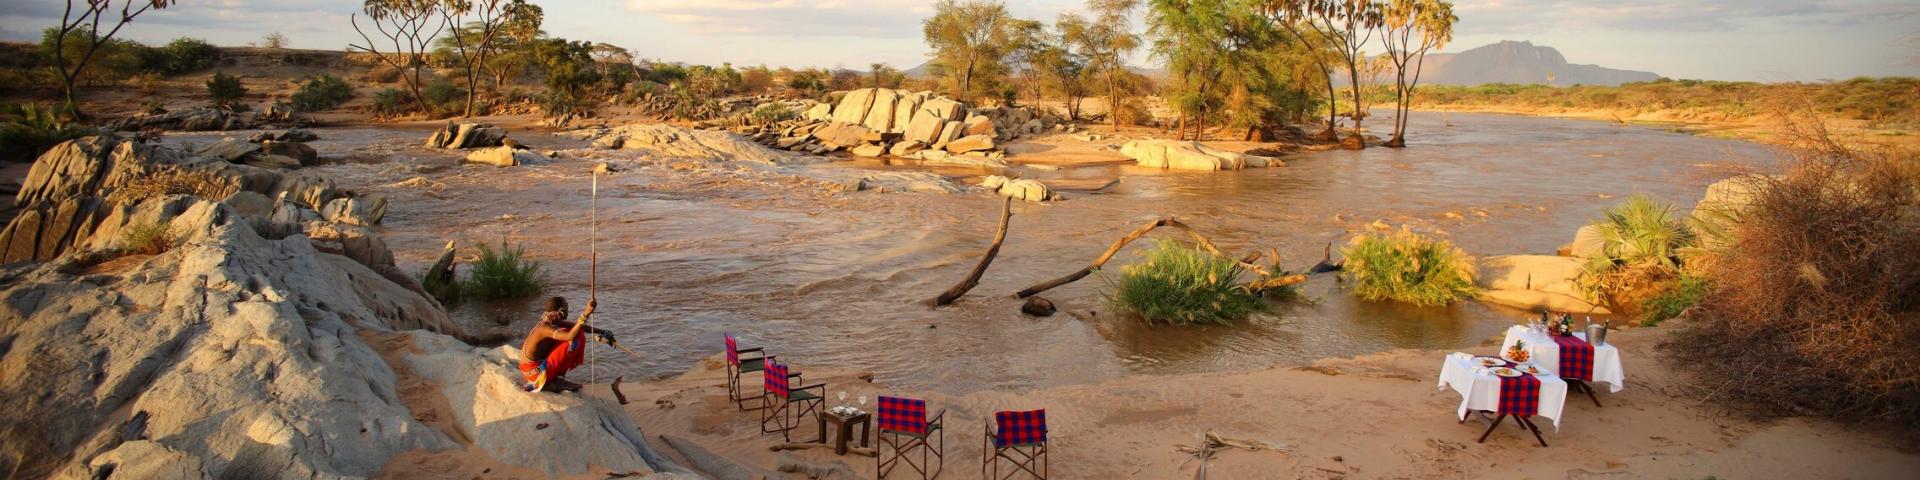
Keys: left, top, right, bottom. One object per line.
{"left": 1, "top": 0, "right": 1916, "bottom": 82}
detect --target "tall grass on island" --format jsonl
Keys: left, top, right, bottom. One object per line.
{"left": 461, "top": 239, "right": 550, "bottom": 301}
{"left": 0, "top": 103, "right": 93, "bottom": 163}
{"left": 1577, "top": 194, "right": 1700, "bottom": 316}
{"left": 1105, "top": 240, "right": 1266, "bottom": 326}
{"left": 1339, "top": 229, "right": 1479, "bottom": 307}
{"left": 1661, "top": 116, "right": 1920, "bottom": 435}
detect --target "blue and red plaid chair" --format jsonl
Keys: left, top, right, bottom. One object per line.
{"left": 983, "top": 409, "right": 1048, "bottom": 480}
{"left": 876, "top": 396, "right": 945, "bottom": 479}
{"left": 725, "top": 334, "right": 771, "bottom": 411}
{"left": 759, "top": 359, "right": 826, "bottom": 442}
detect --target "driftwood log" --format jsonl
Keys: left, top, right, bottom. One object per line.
{"left": 932, "top": 197, "right": 1014, "bottom": 306}
{"left": 770, "top": 442, "right": 878, "bottom": 457}
{"left": 1016, "top": 217, "right": 1308, "bottom": 299}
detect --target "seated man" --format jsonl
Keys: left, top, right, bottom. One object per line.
{"left": 519, "top": 297, "right": 616, "bottom": 392}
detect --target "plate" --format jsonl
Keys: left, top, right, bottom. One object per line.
{"left": 1491, "top": 368, "right": 1523, "bottom": 378}
{"left": 1475, "top": 357, "right": 1508, "bottom": 367}
{"left": 1519, "top": 364, "right": 1550, "bottom": 375}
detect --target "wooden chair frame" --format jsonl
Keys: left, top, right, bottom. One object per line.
{"left": 760, "top": 367, "right": 826, "bottom": 442}
{"left": 877, "top": 409, "right": 945, "bottom": 479}
{"left": 983, "top": 420, "right": 1048, "bottom": 480}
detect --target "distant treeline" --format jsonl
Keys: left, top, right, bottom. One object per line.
{"left": 1374, "top": 77, "right": 1920, "bottom": 127}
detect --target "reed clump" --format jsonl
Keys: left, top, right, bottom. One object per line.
{"left": 1105, "top": 240, "right": 1264, "bottom": 326}
{"left": 1339, "top": 229, "right": 1478, "bottom": 307}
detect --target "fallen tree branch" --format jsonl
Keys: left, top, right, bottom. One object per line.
{"left": 1016, "top": 217, "right": 1308, "bottom": 298}
{"left": 934, "top": 197, "right": 1013, "bottom": 306}
{"left": 1175, "top": 430, "right": 1294, "bottom": 479}
{"left": 770, "top": 442, "right": 877, "bottom": 457}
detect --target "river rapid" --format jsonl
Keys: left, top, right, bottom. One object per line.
{"left": 170, "top": 111, "right": 1774, "bottom": 394}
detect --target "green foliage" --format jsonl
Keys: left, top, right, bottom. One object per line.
{"left": 205, "top": 71, "right": 246, "bottom": 108}
{"left": 155, "top": 37, "right": 220, "bottom": 74}
{"left": 120, "top": 222, "right": 175, "bottom": 256}
{"left": 41, "top": 27, "right": 149, "bottom": 85}
{"left": 0, "top": 103, "right": 93, "bottom": 163}
{"left": 290, "top": 74, "right": 355, "bottom": 111}
{"left": 466, "top": 239, "right": 549, "bottom": 299}
{"left": 1639, "top": 275, "right": 1709, "bottom": 326}
{"left": 1340, "top": 229, "right": 1479, "bottom": 306}
{"left": 923, "top": 0, "right": 1023, "bottom": 101}
{"left": 748, "top": 103, "right": 795, "bottom": 124}
{"left": 1577, "top": 194, "right": 1698, "bottom": 304}
{"left": 421, "top": 78, "right": 467, "bottom": 115}
{"left": 1147, "top": 0, "right": 1320, "bottom": 138}
{"left": 371, "top": 88, "right": 409, "bottom": 116}
{"left": 1401, "top": 77, "right": 1920, "bottom": 128}
{"left": 419, "top": 270, "right": 464, "bottom": 305}
{"left": 1105, "top": 240, "right": 1264, "bottom": 325}
{"left": 784, "top": 68, "right": 827, "bottom": 94}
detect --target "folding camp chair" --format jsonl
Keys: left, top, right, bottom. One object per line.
{"left": 876, "top": 396, "right": 945, "bottom": 479}
{"left": 760, "top": 359, "right": 826, "bottom": 442}
{"left": 725, "top": 334, "right": 770, "bottom": 411}
{"left": 983, "top": 409, "right": 1048, "bottom": 480}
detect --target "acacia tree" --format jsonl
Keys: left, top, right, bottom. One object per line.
{"left": 351, "top": 0, "right": 451, "bottom": 113}
{"left": 439, "top": 0, "right": 542, "bottom": 117}
{"left": 1282, "top": 0, "right": 1381, "bottom": 148}
{"left": 1037, "top": 15, "right": 1092, "bottom": 119}
{"left": 1265, "top": 0, "right": 1342, "bottom": 140}
{"left": 1077, "top": 0, "right": 1144, "bottom": 128}
{"left": 51, "top": 0, "right": 178, "bottom": 118}
{"left": 922, "top": 0, "right": 1022, "bottom": 102}
{"left": 1378, "top": 0, "right": 1454, "bottom": 147}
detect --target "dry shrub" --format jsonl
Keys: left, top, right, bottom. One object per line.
{"left": 1662, "top": 110, "right": 1920, "bottom": 435}
{"left": 107, "top": 169, "right": 238, "bottom": 205}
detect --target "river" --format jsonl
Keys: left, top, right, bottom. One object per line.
{"left": 192, "top": 111, "right": 1774, "bottom": 394}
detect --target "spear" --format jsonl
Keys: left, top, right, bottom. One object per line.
{"left": 588, "top": 169, "right": 599, "bottom": 383}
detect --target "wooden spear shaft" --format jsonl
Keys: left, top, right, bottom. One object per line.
{"left": 589, "top": 171, "right": 598, "bottom": 383}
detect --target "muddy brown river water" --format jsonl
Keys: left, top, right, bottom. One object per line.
{"left": 165, "top": 111, "right": 1774, "bottom": 393}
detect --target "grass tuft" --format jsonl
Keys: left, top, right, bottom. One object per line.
{"left": 465, "top": 238, "right": 549, "bottom": 300}
{"left": 106, "top": 169, "right": 238, "bottom": 205}
{"left": 119, "top": 222, "right": 175, "bottom": 256}
{"left": 1339, "top": 229, "right": 1479, "bottom": 306}
{"left": 1104, "top": 240, "right": 1263, "bottom": 326}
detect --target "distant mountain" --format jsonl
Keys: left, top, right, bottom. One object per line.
{"left": 1414, "top": 41, "right": 1660, "bottom": 87}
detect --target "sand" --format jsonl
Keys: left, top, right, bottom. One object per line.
{"left": 583, "top": 327, "right": 1919, "bottom": 479}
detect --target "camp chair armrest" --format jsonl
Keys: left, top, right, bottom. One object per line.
{"left": 794, "top": 383, "right": 827, "bottom": 394}
{"left": 735, "top": 347, "right": 765, "bottom": 354}
{"left": 928, "top": 409, "right": 946, "bottom": 428}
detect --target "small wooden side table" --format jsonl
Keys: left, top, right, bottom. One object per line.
{"left": 818, "top": 411, "right": 872, "bottom": 455}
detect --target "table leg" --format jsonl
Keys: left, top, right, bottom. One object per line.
{"left": 816, "top": 413, "right": 828, "bottom": 444}
{"left": 1520, "top": 416, "right": 1549, "bottom": 447}
{"left": 1477, "top": 414, "right": 1507, "bottom": 443}
{"left": 1571, "top": 380, "right": 1603, "bottom": 407}
{"left": 835, "top": 420, "right": 852, "bottom": 455}
{"left": 859, "top": 419, "right": 871, "bottom": 448}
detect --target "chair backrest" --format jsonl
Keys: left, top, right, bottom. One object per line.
{"left": 725, "top": 334, "right": 741, "bottom": 366}
{"left": 877, "top": 396, "right": 928, "bottom": 435}
{"left": 763, "top": 360, "right": 790, "bottom": 399}
{"left": 992, "top": 409, "right": 1047, "bottom": 447}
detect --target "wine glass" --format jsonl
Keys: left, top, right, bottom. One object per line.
{"left": 838, "top": 391, "right": 848, "bottom": 408}
{"left": 857, "top": 395, "right": 868, "bottom": 413}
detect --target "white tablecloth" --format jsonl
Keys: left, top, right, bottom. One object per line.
{"left": 1500, "top": 326, "right": 1626, "bottom": 392}
{"left": 1435, "top": 353, "right": 1568, "bottom": 430}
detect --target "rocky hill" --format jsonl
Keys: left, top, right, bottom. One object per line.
{"left": 1414, "top": 41, "right": 1661, "bottom": 87}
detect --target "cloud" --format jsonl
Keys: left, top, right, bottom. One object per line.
{"left": 627, "top": 0, "right": 935, "bottom": 38}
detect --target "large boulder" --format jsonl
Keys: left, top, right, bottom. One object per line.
{"left": 813, "top": 123, "right": 872, "bottom": 149}
{"left": 832, "top": 88, "right": 877, "bottom": 125}
{"left": 260, "top": 140, "right": 319, "bottom": 166}
{"left": 919, "top": 98, "right": 962, "bottom": 122}
{"left": 862, "top": 89, "right": 900, "bottom": 133}
{"left": 1690, "top": 175, "right": 1765, "bottom": 250}
{"left": 945, "top": 134, "right": 996, "bottom": 154}
{"left": 904, "top": 111, "right": 945, "bottom": 145}
{"left": 425, "top": 122, "right": 507, "bottom": 149}
{"left": 1567, "top": 225, "right": 1607, "bottom": 258}
{"left": 1474, "top": 255, "right": 1611, "bottom": 314}
{"left": 963, "top": 115, "right": 995, "bottom": 136}
{"left": 980, "top": 175, "right": 1052, "bottom": 202}
{"left": 932, "top": 121, "right": 964, "bottom": 150}
{"left": 1119, "top": 139, "right": 1283, "bottom": 171}
{"left": 463, "top": 146, "right": 551, "bottom": 167}
{"left": 890, "top": 92, "right": 925, "bottom": 134}
{"left": 803, "top": 103, "right": 833, "bottom": 121}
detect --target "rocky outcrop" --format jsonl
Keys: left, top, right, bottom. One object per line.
{"left": 0, "top": 143, "right": 690, "bottom": 479}
{"left": 108, "top": 107, "right": 258, "bottom": 132}
{"left": 980, "top": 175, "right": 1055, "bottom": 202}
{"left": 424, "top": 122, "right": 508, "bottom": 149}
{"left": 1474, "top": 255, "right": 1611, "bottom": 314}
{"left": 734, "top": 88, "right": 1050, "bottom": 160}
{"left": 463, "top": 146, "right": 553, "bottom": 167}
{"left": 1120, "top": 139, "right": 1284, "bottom": 171}
{"left": 571, "top": 123, "right": 824, "bottom": 165}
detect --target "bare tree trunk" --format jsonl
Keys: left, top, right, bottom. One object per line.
{"left": 933, "top": 197, "right": 1013, "bottom": 306}
{"left": 1345, "top": 62, "right": 1366, "bottom": 149}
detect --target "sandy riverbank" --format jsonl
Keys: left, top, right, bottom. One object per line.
{"left": 1406, "top": 104, "right": 1918, "bottom": 149}
{"left": 573, "top": 327, "right": 1920, "bottom": 479}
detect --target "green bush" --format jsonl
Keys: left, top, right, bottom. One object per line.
{"left": 371, "top": 88, "right": 408, "bottom": 116}
{"left": 1105, "top": 240, "right": 1263, "bottom": 326}
{"left": 155, "top": 37, "right": 219, "bottom": 74}
{"left": 749, "top": 102, "right": 795, "bottom": 124}
{"left": 1578, "top": 195, "right": 1699, "bottom": 312}
{"left": 419, "top": 270, "right": 463, "bottom": 305}
{"left": 466, "top": 239, "right": 548, "bottom": 299}
{"left": 1340, "top": 229, "right": 1479, "bottom": 306}
{"left": 0, "top": 103, "right": 93, "bottom": 162}
{"left": 290, "top": 74, "right": 354, "bottom": 111}
{"left": 1639, "top": 275, "right": 1709, "bottom": 326}
{"left": 421, "top": 78, "right": 465, "bottom": 116}
{"left": 120, "top": 222, "right": 175, "bottom": 255}
{"left": 205, "top": 71, "right": 246, "bottom": 108}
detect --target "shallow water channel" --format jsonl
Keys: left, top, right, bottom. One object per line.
{"left": 178, "top": 111, "right": 1774, "bottom": 393}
